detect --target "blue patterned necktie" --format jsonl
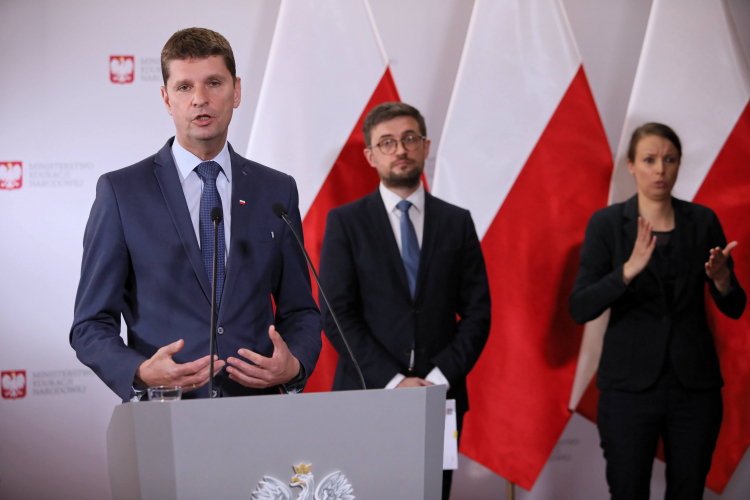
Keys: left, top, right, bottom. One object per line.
{"left": 195, "top": 161, "right": 226, "bottom": 305}
{"left": 397, "top": 199, "right": 420, "bottom": 298}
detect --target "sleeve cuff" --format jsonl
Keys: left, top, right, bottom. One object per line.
{"left": 425, "top": 367, "right": 450, "bottom": 390}
{"left": 130, "top": 385, "right": 147, "bottom": 402}
{"left": 385, "top": 373, "right": 406, "bottom": 389}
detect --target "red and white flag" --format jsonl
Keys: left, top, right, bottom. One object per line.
{"left": 571, "top": 0, "right": 750, "bottom": 493}
{"left": 432, "top": 0, "right": 612, "bottom": 489}
{"left": 246, "top": 0, "right": 400, "bottom": 392}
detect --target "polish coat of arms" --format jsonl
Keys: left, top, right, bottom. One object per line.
{"left": 2, "top": 370, "right": 27, "bottom": 399}
{"left": 110, "top": 55, "right": 135, "bottom": 84}
{"left": 0, "top": 162, "right": 22, "bottom": 190}
{"left": 252, "top": 463, "right": 354, "bottom": 500}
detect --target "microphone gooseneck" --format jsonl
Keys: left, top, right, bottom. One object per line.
{"left": 208, "top": 206, "right": 223, "bottom": 398}
{"left": 272, "top": 202, "right": 367, "bottom": 390}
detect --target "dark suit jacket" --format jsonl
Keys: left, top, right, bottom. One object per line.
{"left": 319, "top": 189, "right": 491, "bottom": 415}
{"left": 70, "top": 139, "right": 321, "bottom": 401}
{"left": 569, "top": 195, "right": 745, "bottom": 392}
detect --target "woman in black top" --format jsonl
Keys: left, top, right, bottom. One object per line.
{"left": 569, "top": 123, "right": 745, "bottom": 500}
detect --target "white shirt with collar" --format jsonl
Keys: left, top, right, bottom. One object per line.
{"left": 171, "top": 139, "right": 232, "bottom": 263}
{"left": 378, "top": 182, "right": 450, "bottom": 391}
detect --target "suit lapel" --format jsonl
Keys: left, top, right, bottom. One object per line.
{"left": 219, "top": 145, "right": 253, "bottom": 317}
{"left": 366, "top": 191, "right": 412, "bottom": 299}
{"left": 622, "top": 195, "right": 640, "bottom": 265}
{"left": 153, "top": 139, "right": 211, "bottom": 303}
{"left": 415, "top": 192, "right": 439, "bottom": 302}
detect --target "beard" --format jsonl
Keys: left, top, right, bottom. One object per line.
{"left": 380, "top": 159, "right": 423, "bottom": 189}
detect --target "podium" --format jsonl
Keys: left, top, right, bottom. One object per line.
{"left": 106, "top": 385, "right": 446, "bottom": 500}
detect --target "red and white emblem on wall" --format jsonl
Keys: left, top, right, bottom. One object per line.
{"left": 2, "top": 371, "right": 27, "bottom": 399}
{"left": 110, "top": 55, "right": 135, "bottom": 84}
{"left": 0, "top": 162, "right": 22, "bottom": 190}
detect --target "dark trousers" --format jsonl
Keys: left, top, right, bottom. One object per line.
{"left": 597, "top": 373, "right": 722, "bottom": 500}
{"left": 443, "top": 410, "right": 464, "bottom": 500}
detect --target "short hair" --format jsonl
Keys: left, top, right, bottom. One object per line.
{"left": 362, "top": 102, "right": 427, "bottom": 147}
{"left": 161, "top": 28, "right": 236, "bottom": 86}
{"left": 627, "top": 122, "right": 682, "bottom": 162}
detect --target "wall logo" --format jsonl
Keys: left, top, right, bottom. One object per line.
{"left": 2, "top": 371, "right": 27, "bottom": 399}
{"left": 110, "top": 55, "right": 135, "bottom": 84}
{"left": 0, "top": 162, "right": 22, "bottom": 190}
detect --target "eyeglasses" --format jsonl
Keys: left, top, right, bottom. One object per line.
{"left": 369, "top": 133, "right": 426, "bottom": 155}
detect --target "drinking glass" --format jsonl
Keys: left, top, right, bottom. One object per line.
{"left": 147, "top": 385, "right": 182, "bottom": 401}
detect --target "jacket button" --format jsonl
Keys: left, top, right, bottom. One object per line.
{"left": 211, "top": 390, "right": 218, "bottom": 398}
{"left": 217, "top": 326, "right": 224, "bottom": 335}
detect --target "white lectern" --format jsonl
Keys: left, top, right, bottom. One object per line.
{"left": 107, "top": 385, "right": 446, "bottom": 500}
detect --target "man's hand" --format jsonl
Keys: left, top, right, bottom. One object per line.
{"left": 623, "top": 217, "right": 657, "bottom": 285}
{"left": 396, "top": 377, "right": 433, "bottom": 388}
{"left": 706, "top": 241, "right": 738, "bottom": 295}
{"left": 226, "top": 326, "right": 301, "bottom": 389}
{"left": 135, "top": 339, "right": 225, "bottom": 392}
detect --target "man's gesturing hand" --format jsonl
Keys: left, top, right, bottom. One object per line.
{"left": 623, "top": 217, "right": 657, "bottom": 285}
{"left": 706, "top": 241, "right": 738, "bottom": 295}
{"left": 135, "top": 339, "right": 225, "bottom": 392}
{"left": 226, "top": 326, "right": 301, "bottom": 389}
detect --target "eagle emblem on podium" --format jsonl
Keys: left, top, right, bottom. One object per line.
{"left": 252, "top": 463, "right": 354, "bottom": 500}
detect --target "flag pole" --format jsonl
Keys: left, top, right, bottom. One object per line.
{"left": 506, "top": 480, "right": 515, "bottom": 500}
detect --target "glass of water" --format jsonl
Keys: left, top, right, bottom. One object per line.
{"left": 147, "top": 386, "right": 182, "bottom": 401}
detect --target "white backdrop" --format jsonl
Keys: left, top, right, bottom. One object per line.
{"left": 1, "top": 1, "right": 750, "bottom": 498}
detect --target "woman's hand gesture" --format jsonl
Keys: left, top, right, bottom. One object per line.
{"left": 705, "top": 241, "right": 737, "bottom": 295}
{"left": 623, "top": 217, "right": 656, "bottom": 285}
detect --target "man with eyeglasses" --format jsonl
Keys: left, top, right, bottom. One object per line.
{"left": 319, "top": 102, "right": 491, "bottom": 499}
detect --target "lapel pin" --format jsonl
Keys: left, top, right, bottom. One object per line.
{"left": 271, "top": 231, "right": 275, "bottom": 239}
{"left": 239, "top": 200, "right": 246, "bottom": 205}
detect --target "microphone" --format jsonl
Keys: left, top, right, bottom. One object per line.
{"left": 271, "top": 202, "right": 367, "bottom": 390}
{"left": 209, "top": 207, "right": 223, "bottom": 398}
{"left": 211, "top": 206, "right": 223, "bottom": 223}
{"left": 271, "top": 202, "right": 286, "bottom": 219}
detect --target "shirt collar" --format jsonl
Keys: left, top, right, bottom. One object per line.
{"left": 379, "top": 182, "right": 425, "bottom": 214}
{"left": 171, "top": 138, "right": 232, "bottom": 184}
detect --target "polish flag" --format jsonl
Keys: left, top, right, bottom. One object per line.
{"left": 246, "top": 0, "right": 400, "bottom": 392}
{"left": 432, "top": 0, "right": 612, "bottom": 489}
{"left": 570, "top": 0, "right": 750, "bottom": 493}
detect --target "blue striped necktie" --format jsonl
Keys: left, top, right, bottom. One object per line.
{"left": 195, "top": 161, "right": 226, "bottom": 305}
{"left": 397, "top": 199, "right": 420, "bottom": 298}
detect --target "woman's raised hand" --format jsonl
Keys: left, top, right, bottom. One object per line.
{"left": 623, "top": 217, "right": 656, "bottom": 285}
{"left": 705, "top": 241, "right": 738, "bottom": 295}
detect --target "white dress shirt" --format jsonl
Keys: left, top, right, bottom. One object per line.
{"left": 378, "top": 182, "right": 450, "bottom": 391}
{"left": 171, "top": 139, "right": 232, "bottom": 263}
